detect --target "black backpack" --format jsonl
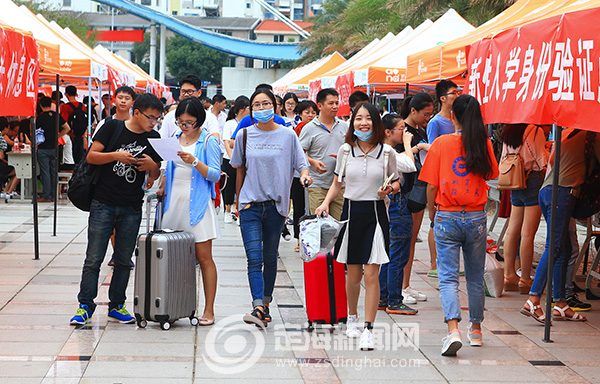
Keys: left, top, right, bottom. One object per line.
{"left": 68, "top": 102, "right": 88, "bottom": 137}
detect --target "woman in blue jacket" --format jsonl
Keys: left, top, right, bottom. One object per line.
{"left": 159, "top": 97, "right": 221, "bottom": 326}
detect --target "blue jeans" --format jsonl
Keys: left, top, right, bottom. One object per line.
{"left": 77, "top": 200, "right": 142, "bottom": 313}
{"left": 434, "top": 210, "right": 487, "bottom": 323}
{"left": 380, "top": 194, "right": 413, "bottom": 305}
{"left": 37, "top": 148, "right": 55, "bottom": 200}
{"left": 239, "top": 202, "right": 285, "bottom": 308}
{"left": 530, "top": 186, "right": 574, "bottom": 301}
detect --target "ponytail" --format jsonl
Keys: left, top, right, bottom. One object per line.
{"left": 226, "top": 95, "right": 250, "bottom": 121}
{"left": 399, "top": 92, "right": 434, "bottom": 119}
{"left": 452, "top": 95, "right": 494, "bottom": 178}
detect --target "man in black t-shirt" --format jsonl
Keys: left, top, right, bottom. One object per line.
{"left": 37, "top": 97, "right": 70, "bottom": 202}
{"left": 70, "top": 93, "right": 163, "bottom": 326}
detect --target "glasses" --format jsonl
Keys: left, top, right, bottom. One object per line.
{"left": 444, "top": 90, "right": 462, "bottom": 97}
{"left": 285, "top": 101, "right": 296, "bottom": 106}
{"left": 180, "top": 88, "right": 199, "bottom": 96}
{"left": 175, "top": 120, "right": 197, "bottom": 129}
{"left": 251, "top": 101, "right": 273, "bottom": 110}
{"left": 139, "top": 110, "right": 163, "bottom": 123}
{"left": 422, "top": 112, "right": 433, "bottom": 119}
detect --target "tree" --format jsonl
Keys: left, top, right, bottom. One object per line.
{"left": 15, "top": 0, "right": 97, "bottom": 46}
{"left": 298, "top": 0, "right": 517, "bottom": 65}
{"left": 165, "top": 36, "right": 229, "bottom": 84}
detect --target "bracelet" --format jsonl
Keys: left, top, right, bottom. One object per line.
{"left": 191, "top": 158, "right": 199, "bottom": 167}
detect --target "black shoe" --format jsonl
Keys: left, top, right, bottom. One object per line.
{"left": 566, "top": 294, "right": 592, "bottom": 312}
{"left": 378, "top": 300, "right": 388, "bottom": 310}
{"left": 281, "top": 225, "right": 292, "bottom": 241}
{"left": 386, "top": 303, "right": 418, "bottom": 315}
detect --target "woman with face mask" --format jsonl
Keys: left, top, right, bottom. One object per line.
{"left": 315, "top": 102, "right": 400, "bottom": 351}
{"left": 230, "top": 88, "right": 312, "bottom": 327}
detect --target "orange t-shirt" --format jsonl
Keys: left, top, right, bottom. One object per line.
{"left": 419, "top": 134, "right": 499, "bottom": 211}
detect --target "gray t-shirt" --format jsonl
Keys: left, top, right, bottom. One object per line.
{"left": 299, "top": 117, "right": 348, "bottom": 188}
{"left": 230, "top": 124, "right": 308, "bottom": 217}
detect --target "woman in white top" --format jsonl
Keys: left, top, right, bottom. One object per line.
{"left": 315, "top": 102, "right": 400, "bottom": 351}
{"left": 158, "top": 97, "right": 222, "bottom": 326}
{"left": 221, "top": 96, "right": 250, "bottom": 223}
{"left": 281, "top": 93, "right": 301, "bottom": 129}
{"left": 501, "top": 124, "right": 549, "bottom": 293}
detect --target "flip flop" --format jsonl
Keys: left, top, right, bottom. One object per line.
{"left": 553, "top": 304, "right": 587, "bottom": 321}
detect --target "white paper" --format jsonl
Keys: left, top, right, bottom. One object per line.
{"left": 148, "top": 138, "right": 183, "bottom": 162}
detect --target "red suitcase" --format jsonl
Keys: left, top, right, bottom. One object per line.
{"left": 300, "top": 182, "right": 347, "bottom": 331}
{"left": 304, "top": 252, "right": 347, "bottom": 330}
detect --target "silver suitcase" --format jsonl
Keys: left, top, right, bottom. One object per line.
{"left": 133, "top": 194, "right": 199, "bottom": 330}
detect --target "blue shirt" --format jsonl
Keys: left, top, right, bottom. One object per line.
{"left": 427, "top": 114, "right": 455, "bottom": 143}
{"left": 163, "top": 130, "right": 221, "bottom": 226}
{"left": 231, "top": 114, "right": 286, "bottom": 139}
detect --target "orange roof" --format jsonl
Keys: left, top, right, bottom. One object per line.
{"left": 255, "top": 19, "right": 312, "bottom": 33}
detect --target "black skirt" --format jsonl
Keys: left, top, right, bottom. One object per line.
{"left": 335, "top": 199, "right": 390, "bottom": 265}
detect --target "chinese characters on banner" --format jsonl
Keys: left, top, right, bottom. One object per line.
{"left": 308, "top": 79, "right": 321, "bottom": 103}
{"left": 465, "top": 7, "right": 600, "bottom": 133}
{"left": 335, "top": 72, "right": 354, "bottom": 117}
{"left": 0, "top": 27, "right": 39, "bottom": 116}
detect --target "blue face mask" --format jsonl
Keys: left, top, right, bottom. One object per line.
{"left": 252, "top": 108, "right": 274, "bottom": 123}
{"left": 354, "top": 129, "right": 373, "bottom": 142}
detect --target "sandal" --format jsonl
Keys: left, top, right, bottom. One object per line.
{"left": 504, "top": 277, "right": 519, "bottom": 292}
{"left": 263, "top": 306, "right": 272, "bottom": 323}
{"left": 519, "top": 299, "right": 547, "bottom": 324}
{"left": 553, "top": 304, "right": 587, "bottom": 322}
{"left": 243, "top": 307, "right": 268, "bottom": 327}
{"left": 518, "top": 279, "right": 532, "bottom": 295}
{"left": 199, "top": 317, "right": 215, "bottom": 326}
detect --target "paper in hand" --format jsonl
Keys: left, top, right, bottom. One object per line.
{"left": 148, "top": 138, "right": 183, "bottom": 161}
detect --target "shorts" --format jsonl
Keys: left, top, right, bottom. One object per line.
{"left": 511, "top": 170, "right": 544, "bottom": 207}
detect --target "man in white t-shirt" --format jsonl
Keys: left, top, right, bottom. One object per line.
{"left": 160, "top": 75, "right": 220, "bottom": 140}
{"left": 209, "top": 94, "right": 227, "bottom": 156}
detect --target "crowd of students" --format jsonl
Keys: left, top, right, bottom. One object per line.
{"left": 6, "top": 74, "right": 592, "bottom": 357}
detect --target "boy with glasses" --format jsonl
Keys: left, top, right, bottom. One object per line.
{"left": 69, "top": 93, "right": 163, "bottom": 326}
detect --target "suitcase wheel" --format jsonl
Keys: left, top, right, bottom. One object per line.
{"left": 138, "top": 319, "right": 147, "bottom": 328}
{"left": 190, "top": 317, "right": 199, "bottom": 326}
{"left": 307, "top": 321, "right": 314, "bottom": 332}
{"left": 160, "top": 322, "right": 171, "bottom": 331}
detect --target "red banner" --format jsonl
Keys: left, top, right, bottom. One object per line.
{"left": 90, "top": 30, "right": 144, "bottom": 43}
{"left": 308, "top": 79, "right": 321, "bottom": 102}
{"left": 466, "top": 7, "right": 600, "bottom": 132}
{"left": 335, "top": 72, "right": 354, "bottom": 117}
{"left": 0, "top": 27, "right": 39, "bottom": 116}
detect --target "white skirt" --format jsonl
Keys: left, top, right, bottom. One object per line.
{"left": 162, "top": 176, "right": 220, "bottom": 243}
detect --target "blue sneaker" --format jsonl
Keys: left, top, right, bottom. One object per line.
{"left": 70, "top": 304, "right": 92, "bottom": 325}
{"left": 108, "top": 304, "right": 136, "bottom": 324}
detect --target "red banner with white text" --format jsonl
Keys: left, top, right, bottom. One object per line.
{"left": 335, "top": 72, "right": 354, "bottom": 117}
{"left": 0, "top": 26, "right": 39, "bottom": 116}
{"left": 466, "top": 7, "right": 600, "bottom": 132}
{"left": 308, "top": 79, "right": 321, "bottom": 103}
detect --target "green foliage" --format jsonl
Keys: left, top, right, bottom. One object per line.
{"left": 165, "top": 36, "right": 229, "bottom": 84}
{"left": 298, "top": 0, "right": 517, "bottom": 64}
{"left": 15, "top": 0, "right": 97, "bottom": 46}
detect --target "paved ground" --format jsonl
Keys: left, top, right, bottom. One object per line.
{"left": 1, "top": 196, "right": 599, "bottom": 384}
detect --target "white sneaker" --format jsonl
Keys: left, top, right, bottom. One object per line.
{"left": 359, "top": 328, "right": 374, "bottom": 350}
{"left": 0, "top": 192, "right": 8, "bottom": 199}
{"left": 401, "top": 290, "right": 418, "bottom": 304}
{"left": 346, "top": 314, "right": 360, "bottom": 338}
{"left": 224, "top": 213, "right": 233, "bottom": 223}
{"left": 404, "top": 286, "right": 427, "bottom": 301}
{"left": 441, "top": 330, "right": 462, "bottom": 356}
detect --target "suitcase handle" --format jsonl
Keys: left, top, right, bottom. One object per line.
{"left": 146, "top": 193, "right": 163, "bottom": 232}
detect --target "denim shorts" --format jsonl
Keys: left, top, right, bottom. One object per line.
{"left": 511, "top": 170, "right": 544, "bottom": 207}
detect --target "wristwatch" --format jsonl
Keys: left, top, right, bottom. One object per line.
{"left": 191, "top": 158, "right": 199, "bottom": 167}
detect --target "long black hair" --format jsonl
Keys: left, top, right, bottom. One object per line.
{"left": 502, "top": 123, "right": 528, "bottom": 148}
{"left": 226, "top": 95, "right": 250, "bottom": 121}
{"left": 345, "top": 102, "right": 385, "bottom": 146}
{"left": 400, "top": 93, "right": 434, "bottom": 119}
{"left": 452, "top": 94, "right": 494, "bottom": 179}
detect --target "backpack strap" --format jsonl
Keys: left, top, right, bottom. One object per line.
{"left": 337, "top": 143, "right": 352, "bottom": 182}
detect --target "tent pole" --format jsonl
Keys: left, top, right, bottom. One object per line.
{"left": 88, "top": 77, "right": 93, "bottom": 148}
{"left": 31, "top": 116, "right": 40, "bottom": 261}
{"left": 159, "top": 24, "right": 166, "bottom": 84}
{"left": 543, "top": 124, "right": 561, "bottom": 343}
{"left": 150, "top": 22, "right": 157, "bottom": 80}
{"left": 53, "top": 74, "right": 60, "bottom": 237}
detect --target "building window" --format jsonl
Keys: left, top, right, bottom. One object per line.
{"left": 273, "top": 35, "right": 285, "bottom": 43}
{"left": 141, "top": 0, "right": 151, "bottom": 5}
{"left": 63, "top": 0, "right": 71, "bottom": 7}
{"left": 172, "top": 10, "right": 178, "bottom": 15}
{"left": 245, "top": 58, "right": 254, "bottom": 68}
